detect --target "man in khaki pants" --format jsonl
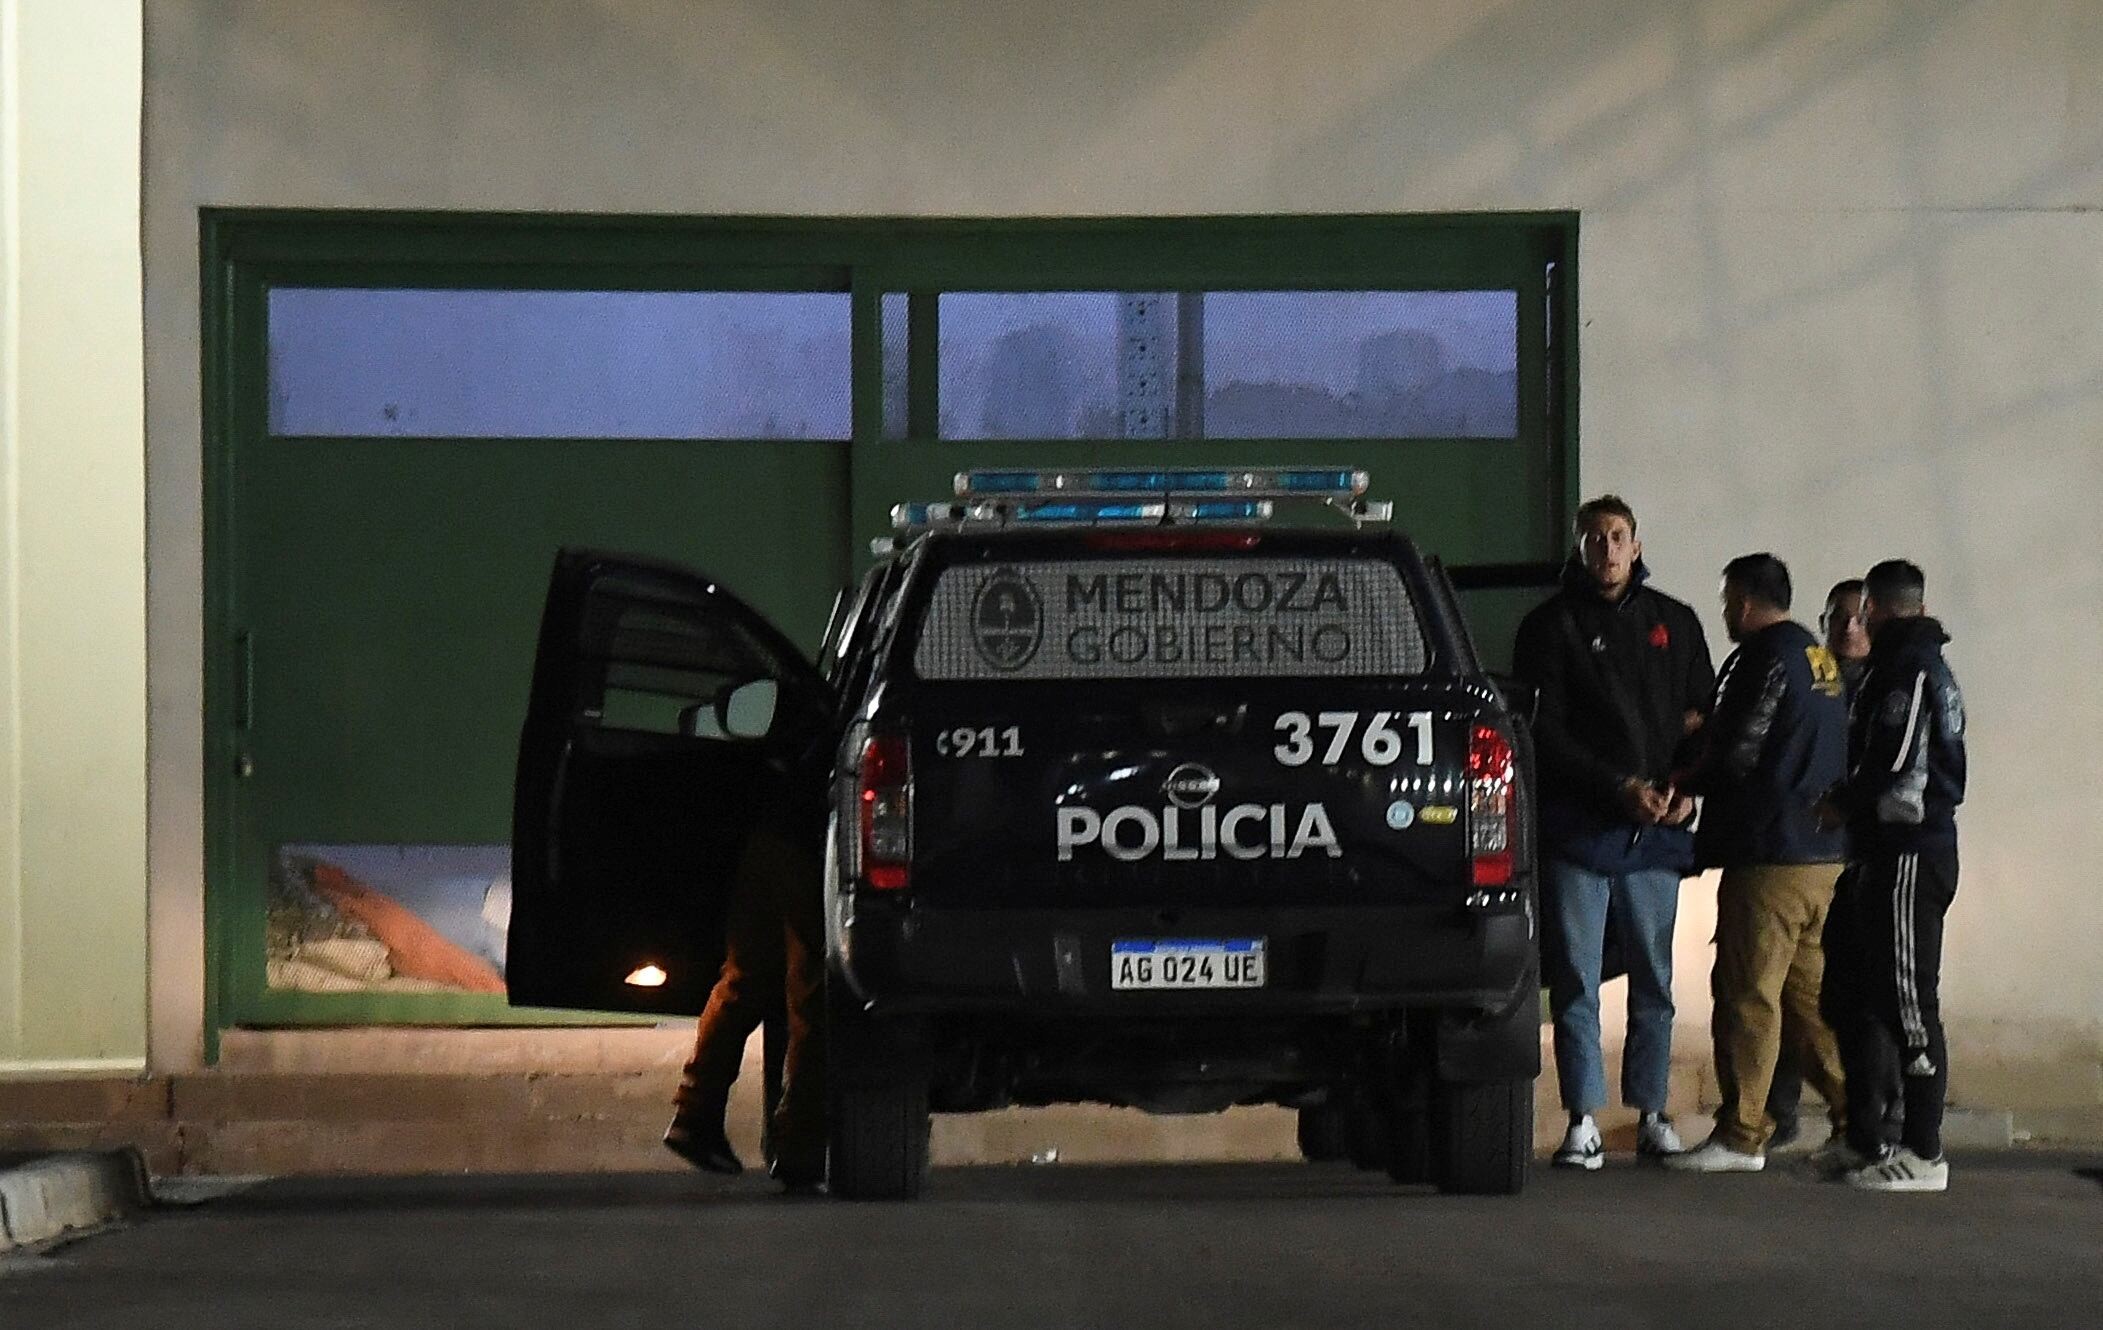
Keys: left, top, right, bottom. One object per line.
{"left": 1667, "top": 553, "right": 1851, "bottom": 1173}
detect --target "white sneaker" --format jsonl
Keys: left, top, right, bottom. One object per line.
{"left": 1806, "top": 1132, "right": 1870, "bottom": 1180}
{"left": 1635, "top": 1114, "right": 1684, "bottom": 1159}
{"left": 1662, "top": 1135, "right": 1766, "bottom": 1173}
{"left": 1552, "top": 1115, "right": 1604, "bottom": 1170}
{"left": 1845, "top": 1147, "right": 1949, "bottom": 1193}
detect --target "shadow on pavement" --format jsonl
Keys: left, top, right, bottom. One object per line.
{"left": 202, "top": 1163, "right": 1415, "bottom": 1215}
{"left": 178, "top": 1154, "right": 2103, "bottom": 1216}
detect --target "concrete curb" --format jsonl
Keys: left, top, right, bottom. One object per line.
{"left": 0, "top": 1148, "right": 152, "bottom": 1251}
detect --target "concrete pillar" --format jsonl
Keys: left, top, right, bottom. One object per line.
{"left": 0, "top": 0, "right": 148, "bottom": 1074}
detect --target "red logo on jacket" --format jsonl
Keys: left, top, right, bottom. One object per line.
{"left": 1649, "top": 623, "right": 1671, "bottom": 649}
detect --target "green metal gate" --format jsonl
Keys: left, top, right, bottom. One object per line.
{"left": 202, "top": 213, "right": 1575, "bottom": 1053}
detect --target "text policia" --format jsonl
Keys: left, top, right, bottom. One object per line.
{"left": 1057, "top": 802, "right": 1341, "bottom": 863}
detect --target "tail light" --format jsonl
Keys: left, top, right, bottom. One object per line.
{"left": 857, "top": 734, "right": 912, "bottom": 891}
{"left": 1467, "top": 724, "right": 1515, "bottom": 888}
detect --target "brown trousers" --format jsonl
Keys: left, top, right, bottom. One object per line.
{"left": 674, "top": 825, "right": 827, "bottom": 1175}
{"left": 1710, "top": 863, "right": 1849, "bottom": 1152}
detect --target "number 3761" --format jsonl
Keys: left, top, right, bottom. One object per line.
{"left": 1273, "top": 710, "right": 1434, "bottom": 767}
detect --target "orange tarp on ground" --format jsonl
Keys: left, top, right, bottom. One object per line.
{"left": 308, "top": 862, "right": 507, "bottom": 993}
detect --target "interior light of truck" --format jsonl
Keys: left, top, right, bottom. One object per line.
{"left": 857, "top": 734, "right": 913, "bottom": 891}
{"left": 624, "top": 965, "right": 668, "bottom": 988}
{"left": 1467, "top": 724, "right": 1516, "bottom": 888}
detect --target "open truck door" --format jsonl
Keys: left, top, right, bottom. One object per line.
{"left": 508, "top": 549, "right": 830, "bottom": 1016}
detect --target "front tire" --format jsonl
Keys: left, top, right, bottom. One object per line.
{"left": 1431, "top": 1077, "right": 1532, "bottom": 1195}
{"left": 825, "top": 977, "right": 931, "bottom": 1201}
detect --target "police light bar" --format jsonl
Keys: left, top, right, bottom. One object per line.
{"left": 955, "top": 467, "right": 1369, "bottom": 500}
{"left": 896, "top": 498, "right": 1270, "bottom": 531}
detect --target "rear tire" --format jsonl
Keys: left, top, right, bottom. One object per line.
{"left": 1296, "top": 1103, "right": 1348, "bottom": 1163}
{"left": 825, "top": 977, "right": 931, "bottom": 1201}
{"left": 1431, "top": 1077, "right": 1532, "bottom": 1196}
{"left": 1343, "top": 1089, "right": 1390, "bottom": 1172}
{"left": 1383, "top": 1104, "right": 1432, "bottom": 1185}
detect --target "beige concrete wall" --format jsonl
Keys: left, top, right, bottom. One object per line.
{"left": 0, "top": 0, "right": 148, "bottom": 1074}
{"left": 141, "top": 1, "right": 2101, "bottom": 1119}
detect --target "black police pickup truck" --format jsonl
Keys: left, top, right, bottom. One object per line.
{"left": 506, "top": 468, "right": 1539, "bottom": 1199}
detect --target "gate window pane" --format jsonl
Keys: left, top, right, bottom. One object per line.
{"left": 268, "top": 289, "right": 851, "bottom": 439}
{"left": 1204, "top": 291, "right": 1518, "bottom": 439}
{"left": 936, "top": 290, "right": 1517, "bottom": 441}
{"left": 939, "top": 292, "right": 1183, "bottom": 440}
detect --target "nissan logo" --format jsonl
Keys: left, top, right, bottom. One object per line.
{"left": 1162, "top": 763, "right": 1222, "bottom": 809}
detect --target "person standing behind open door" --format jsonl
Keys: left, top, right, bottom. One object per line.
{"left": 665, "top": 816, "right": 828, "bottom": 1193}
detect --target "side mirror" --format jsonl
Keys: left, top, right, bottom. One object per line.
{"left": 1490, "top": 673, "right": 1540, "bottom": 728}
{"left": 715, "top": 679, "right": 779, "bottom": 740}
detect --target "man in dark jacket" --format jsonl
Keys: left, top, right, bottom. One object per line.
{"left": 1513, "top": 495, "right": 1714, "bottom": 1169}
{"left": 1665, "top": 554, "right": 1850, "bottom": 1173}
{"left": 1815, "top": 559, "right": 1966, "bottom": 1192}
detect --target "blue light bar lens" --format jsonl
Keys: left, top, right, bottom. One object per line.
{"left": 1013, "top": 502, "right": 1155, "bottom": 522}
{"left": 1089, "top": 472, "right": 1153, "bottom": 492}
{"left": 1014, "top": 503, "right": 1083, "bottom": 521}
{"left": 1185, "top": 501, "right": 1268, "bottom": 521}
{"left": 1086, "top": 470, "right": 1230, "bottom": 493}
{"left": 959, "top": 471, "right": 1040, "bottom": 494}
{"left": 1275, "top": 469, "right": 1360, "bottom": 492}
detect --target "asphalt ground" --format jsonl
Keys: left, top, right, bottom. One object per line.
{"left": 3, "top": 1153, "right": 2098, "bottom": 1329}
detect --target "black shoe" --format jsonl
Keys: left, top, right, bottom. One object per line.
{"left": 769, "top": 1155, "right": 826, "bottom": 1196}
{"left": 663, "top": 1122, "right": 743, "bottom": 1176}
{"left": 1767, "top": 1114, "right": 1802, "bottom": 1151}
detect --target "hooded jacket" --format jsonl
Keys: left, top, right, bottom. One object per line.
{"left": 1830, "top": 615, "right": 1966, "bottom": 855}
{"left": 1684, "top": 619, "right": 1849, "bottom": 868}
{"left": 1512, "top": 557, "right": 1715, "bottom": 874}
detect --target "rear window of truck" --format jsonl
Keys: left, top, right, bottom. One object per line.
{"left": 910, "top": 556, "right": 1430, "bottom": 681}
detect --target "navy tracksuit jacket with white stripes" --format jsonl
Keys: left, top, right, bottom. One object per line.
{"left": 1820, "top": 614, "right": 1967, "bottom": 1160}
{"left": 1833, "top": 615, "right": 1966, "bottom": 856}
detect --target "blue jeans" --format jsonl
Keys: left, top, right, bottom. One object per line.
{"left": 1544, "top": 858, "right": 1681, "bottom": 1115}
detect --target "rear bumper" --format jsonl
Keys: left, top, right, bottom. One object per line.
{"left": 831, "top": 893, "right": 1536, "bottom": 1019}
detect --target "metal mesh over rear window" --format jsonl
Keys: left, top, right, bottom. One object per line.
{"left": 912, "top": 557, "right": 1428, "bottom": 680}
